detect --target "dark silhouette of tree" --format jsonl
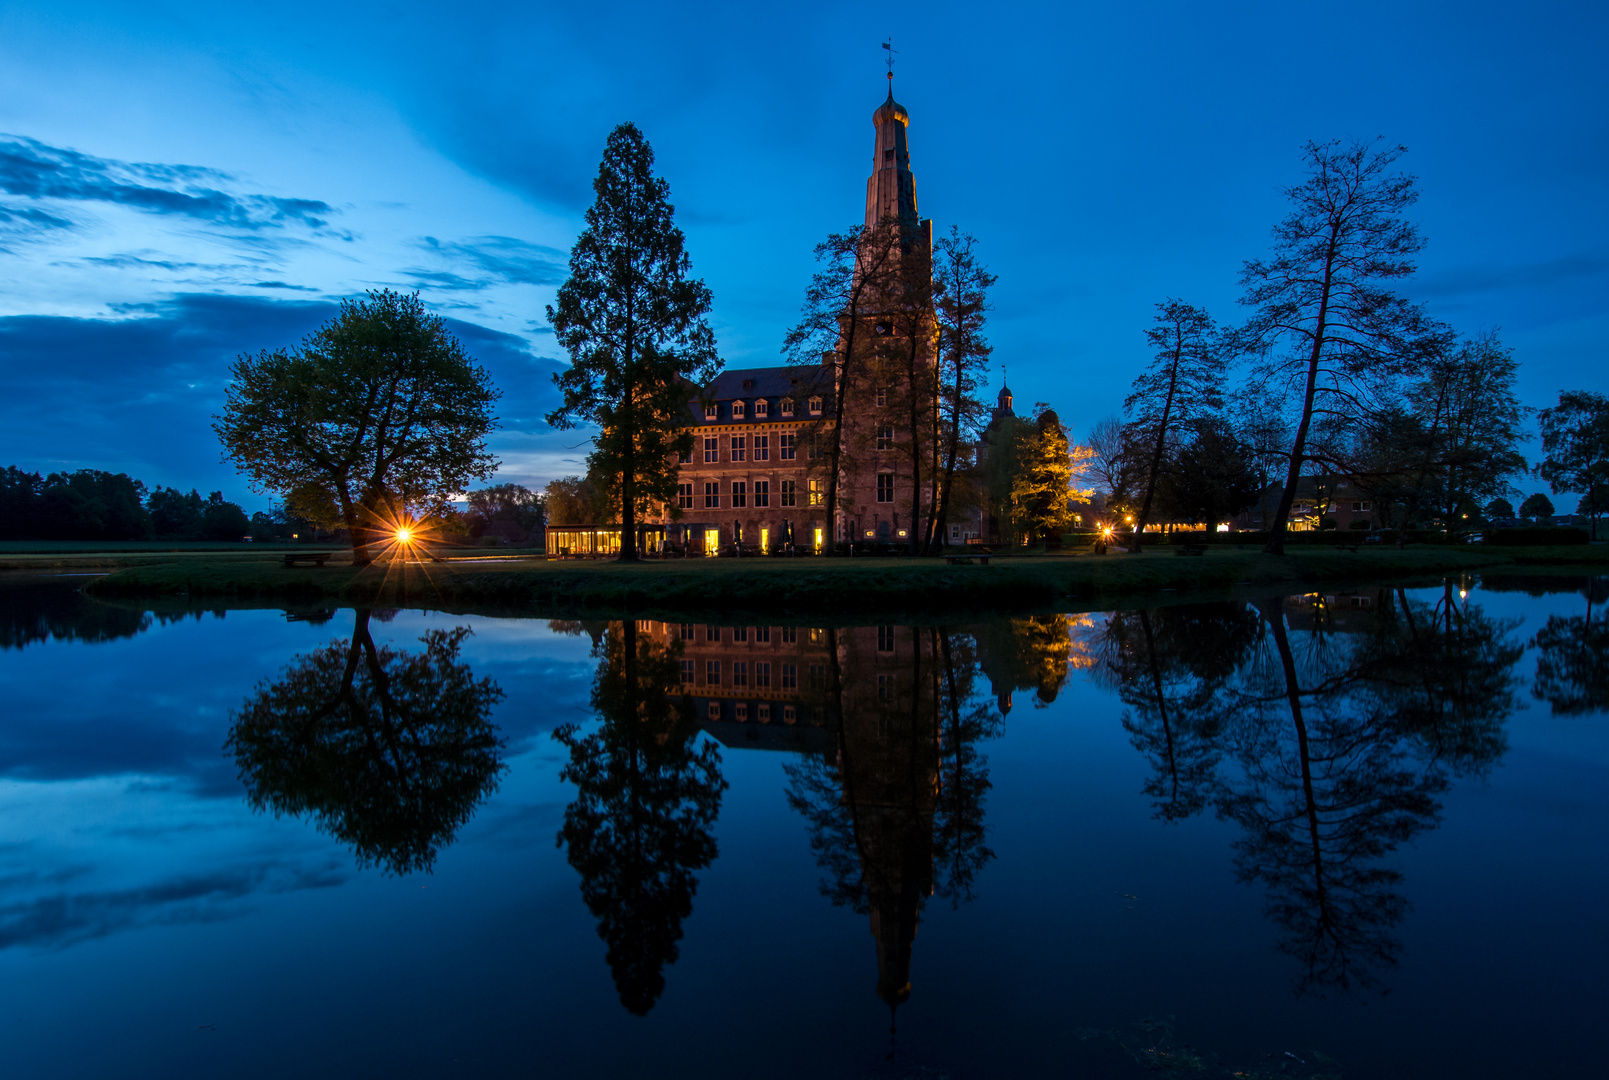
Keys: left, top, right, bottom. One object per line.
{"left": 1485, "top": 496, "right": 1515, "bottom": 519}
{"left": 1537, "top": 391, "right": 1609, "bottom": 539}
{"left": 1155, "top": 417, "right": 1263, "bottom": 530}
{"left": 1530, "top": 577, "right": 1609, "bottom": 716}
{"left": 554, "top": 620, "right": 726, "bottom": 1014}
{"left": 1235, "top": 140, "right": 1440, "bottom": 554}
{"left": 0, "top": 578, "right": 151, "bottom": 649}
{"left": 932, "top": 629, "right": 999, "bottom": 903}
{"left": 928, "top": 229, "right": 996, "bottom": 553}
{"left": 1519, "top": 492, "right": 1556, "bottom": 520}
{"left": 216, "top": 289, "right": 500, "bottom": 565}
{"left": 226, "top": 610, "right": 505, "bottom": 874}
{"left": 1125, "top": 300, "right": 1225, "bottom": 551}
{"left": 0, "top": 466, "right": 151, "bottom": 540}
{"left": 545, "top": 123, "right": 721, "bottom": 562}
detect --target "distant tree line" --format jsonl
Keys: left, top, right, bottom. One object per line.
{"left": 0, "top": 465, "right": 254, "bottom": 541}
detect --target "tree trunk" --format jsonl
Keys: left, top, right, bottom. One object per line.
{"left": 1265, "top": 238, "right": 1338, "bottom": 556}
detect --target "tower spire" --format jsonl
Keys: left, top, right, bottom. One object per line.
{"left": 865, "top": 51, "right": 918, "bottom": 231}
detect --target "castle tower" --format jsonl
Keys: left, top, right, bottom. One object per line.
{"left": 865, "top": 90, "right": 920, "bottom": 231}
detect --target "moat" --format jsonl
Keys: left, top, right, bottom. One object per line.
{"left": 1, "top": 573, "right": 1605, "bottom": 1078}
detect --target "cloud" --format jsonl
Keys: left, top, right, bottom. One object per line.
{"left": 1414, "top": 249, "right": 1609, "bottom": 299}
{"left": 0, "top": 134, "right": 337, "bottom": 232}
{"left": 407, "top": 235, "right": 569, "bottom": 292}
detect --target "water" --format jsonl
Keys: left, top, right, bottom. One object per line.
{"left": 1, "top": 574, "right": 1606, "bottom": 1078}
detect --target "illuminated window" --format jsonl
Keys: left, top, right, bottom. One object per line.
{"left": 706, "top": 659, "right": 720, "bottom": 685}
{"left": 809, "top": 479, "right": 824, "bottom": 506}
{"left": 680, "top": 659, "right": 694, "bottom": 684}
{"left": 732, "top": 400, "right": 745, "bottom": 418}
{"left": 780, "top": 433, "right": 796, "bottom": 460}
{"left": 732, "top": 481, "right": 747, "bottom": 508}
{"left": 754, "top": 435, "right": 769, "bottom": 461}
{"left": 877, "top": 473, "right": 894, "bottom": 502}
{"left": 877, "top": 626, "right": 895, "bottom": 652}
{"left": 733, "top": 662, "right": 748, "bottom": 687}
{"left": 704, "top": 482, "right": 719, "bottom": 508}
{"left": 781, "top": 663, "right": 798, "bottom": 689}
{"left": 780, "top": 479, "right": 796, "bottom": 507}
{"left": 704, "top": 436, "right": 718, "bottom": 463}
{"left": 808, "top": 396, "right": 822, "bottom": 415}
{"left": 755, "top": 399, "right": 769, "bottom": 417}
{"left": 730, "top": 435, "right": 746, "bottom": 461}
{"left": 876, "top": 426, "right": 894, "bottom": 450}
{"left": 677, "top": 482, "right": 693, "bottom": 509}
{"left": 780, "top": 397, "right": 794, "bottom": 416}
{"left": 754, "top": 481, "right": 769, "bottom": 508}
{"left": 756, "top": 662, "right": 771, "bottom": 688}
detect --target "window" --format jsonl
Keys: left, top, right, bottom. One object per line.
{"left": 755, "top": 399, "right": 769, "bottom": 417}
{"left": 878, "top": 674, "right": 891, "bottom": 700}
{"left": 680, "top": 659, "right": 694, "bottom": 685}
{"left": 756, "top": 662, "right": 771, "bottom": 688}
{"left": 678, "top": 482, "right": 693, "bottom": 509}
{"left": 734, "top": 625, "right": 748, "bottom": 642}
{"left": 877, "top": 625, "right": 895, "bottom": 652}
{"left": 809, "top": 434, "right": 823, "bottom": 459}
{"left": 877, "top": 473, "right": 894, "bottom": 503}
{"left": 704, "top": 403, "right": 718, "bottom": 420}
{"left": 780, "top": 433, "right": 796, "bottom": 460}
{"left": 732, "top": 400, "right": 745, "bottom": 418}
{"left": 809, "top": 479, "right": 824, "bottom": 506}
{"left": 781, "top": 627, "right": 797, "bottom": 644}
{"left": 704, "top": 436, "right": 719, "bottom": 463}
{"left": 735, "top": 702, "right": 748, "bottom": 722}
{"left": 678, "top": 447, "right": 692, "bottom": 464}
{"left": 781, "top": 663, "right": 798, "bottom": 689}
{"left": 756, "top": 626, "right": 771, "bottom": 643}
{"left": 733, "top": 662, "right": 748, "bottom": 687}
{"left": 730, "top": 436, "right": 746, "bottom": 461}
{"left": 876, "top": 386, "right": 888, "bottom": 407}
{"left": 705, "top": 625, "right": 720, "bottom": 641}
{"left": 732, "top": 481, "right": 747, "bottom": 508}
{"left": 1353, "top": 501, "right": 1372, "bottom": 512}
{"left": 808, "top": 663, "right": 826, "bottom": 690}
{"left": 679, "top": 623, "right": 694, "bottom": 639}
{"left": 780, "top": 397, "right": 794, "bottom": 416}
{"left": 754, "top": 481, "right": 769, "bottom": 508}
{"left": 876, "top": 425, "right": 894, "bottom": 450}
{"left": 808, "top": 396, "right": 822, "bottom": 415}
{"left": 706, "top": 659, "right": 720, "bottom": 685}
{"left": 757, "top": 703, "right": 771, "bottom": 722}
{"left": 780, "top": 479, "right": 796, "bottom": 507}
{"left": 704, "top": 482, "right": 720, "bottom": 508}
{"left": 754, "top": 435, "right": 769, "bottom": 461}
{"left": 782, "top": 705, "right": 796, "bottom": 724}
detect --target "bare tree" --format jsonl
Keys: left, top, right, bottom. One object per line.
{"left": 928, "top": 228, "right": 996, "bottom": 552}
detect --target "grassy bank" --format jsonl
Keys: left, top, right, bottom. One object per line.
{"left": 69, "top": 544, "right": 1601, "bottom": 620}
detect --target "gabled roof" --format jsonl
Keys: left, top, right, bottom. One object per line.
{"left": 706, "top": 364, "right": 831, "bottom": 401}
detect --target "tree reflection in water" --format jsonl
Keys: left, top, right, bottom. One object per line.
{"left": 1102, "top": 587, "right": 1520, "bottom": 994}
{"left": 226, "top": 608, "right": 505, "bottom": 875}
{"left": 1530, "top": 576, "right": 1609, "bottom": 716}
{"left": 554, "top": 621, "right": 726, "bottom": 1016}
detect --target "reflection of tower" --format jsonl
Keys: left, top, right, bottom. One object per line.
{"left": 835, "top": 625, "right": 938, "bottom": 1015}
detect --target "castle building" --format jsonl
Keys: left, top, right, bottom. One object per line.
{"left": 646, "top": 84, "right": 938, "bottom": 554}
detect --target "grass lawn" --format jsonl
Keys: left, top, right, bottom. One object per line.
{"left": 66, "top": 543, "right": 1606, "bottom": 620}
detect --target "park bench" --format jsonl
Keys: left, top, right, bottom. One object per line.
{"left": 282, "top": 552, "right": 333, "bottom": 568}
{"left": 945, "top": 554, "right": 991, "bottom": 566}
{"left": 1174, "top": 545, "right": 1208, "bottom": 557}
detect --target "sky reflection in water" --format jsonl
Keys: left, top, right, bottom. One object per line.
{"left": 0, "top": 575, "right": 1605, "bottom": 1078}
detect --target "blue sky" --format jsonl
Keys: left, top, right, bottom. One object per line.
{"left": 1, "top": 1, "right": 1605, "bottom": 508}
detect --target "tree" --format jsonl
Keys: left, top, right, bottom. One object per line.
{"left": 1485, "top": 497, "right": 1515, "bottom": 519}
{"left": 1537, "top": 390, "right": 1609, "bottom": 539}
{"left": 1520, "top": 492, "right": 1555, "bottom": 520}
{"left": 546, "top": 123, "right": 721, "bottom": 563}
{"left": 226, "top": 610, "right": 505, "bottom": 874}
{"left": 543, "top": 474, "right": 604, "bottom": 525}
{"left": 1156, "top": 418, "right": 1263, "bottom": 529}
{"left": 1010, "top": 408, "right": 1075, "bottom": 545}
{"left": 216, "top": 289, "right": 499, "bottom": 565}
{"left": 554, "top": 621, "right": 725, "bottom": 1014}
{"left": 1125, "top": 300, "right": 1225, "bottom": 551}
{"left": 928, "top": 229, "right": 996, "bottom": 552}
{"left": 783, "top": 221, "right": 904, "bottom": 550}
{"left": 1236, "top": 140, "right": 1438, "bottom": 554}
{"left": 465, "top": 483, "right": 543, "bottom": 543}
{"left": 1084, "top": 416, "right": 1141, "bottom": 526}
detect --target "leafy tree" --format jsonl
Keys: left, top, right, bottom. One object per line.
{"left": 216, "top": 289, "right": 500, "bottom": 565}
{"left": 1125, "top": 300, "right": 1225, "bottom": 551}
{"left": 0, "top": 467, "right": 152, "bottom": 540}
{"left": 1537, "top": 390, "right": 1609, "bottom": 539}
{"left": 554, "top": 621, "right": 725, "bottom": 1014}
{"left": 1520, "top": 492, "right": 1555, "bottom": 520}
{"left": 465, "top": 483, "right": 543, "bottom": 542}
{"left": 546, "top": 123, "right": 721, "bottom": 562}
{"left": 928, "top": 228, "right": 996, "bottom": 552}
{"left": 1485, "top": 497, "right": 1515, "bottom": 519}
{"left": 226, "top": 610, "right": 505, "bottom": 874}
{"left": 1236, "top": 140, "right": 1439, "bottom": 554}
{"left": 543, "top": 474, "right": 605, "bottom": 525}
{"left": 1156, "top": 418, "right": 1263, "bottom": 529}
{"left": 783, "top": 220, "right": 904, "bottom": 549}
{"left": 147, "top": 487, "right": 251, "bottom": 540}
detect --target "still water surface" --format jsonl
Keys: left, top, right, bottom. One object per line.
{"left": 0, "top": 575, "right": 1606, "bottom": 1078}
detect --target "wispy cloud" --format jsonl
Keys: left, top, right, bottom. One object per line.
{"left": 0, "top": 134, "right": 338, "bottom": 232}
{"left": 407, "top": 234, "right": 568, "bottom": 292}
{"left": 1414, "top": 249, "right": 1609, "bottom": 299}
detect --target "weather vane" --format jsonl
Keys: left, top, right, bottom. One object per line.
{"left": 882, "top": 38, "right": 897, "bottom": 84}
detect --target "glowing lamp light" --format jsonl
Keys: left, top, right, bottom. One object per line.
{"left": 395, "top": 527, "right": 414, "bottom": 545}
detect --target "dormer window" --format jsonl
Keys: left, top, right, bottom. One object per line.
{"left": 732, "top": 400, "right": 746, "bottom": 418}
{"left": 754, "top": 399, "right": 769, "bottom": 417}
{"left": 704, "top": 403, "right": 717, "bottom": 420}
{"left": 808, "top": 396, "right": 822, "bottom": 415}
{"left": 780, "top": 397, "right": 794, "bottom": 416}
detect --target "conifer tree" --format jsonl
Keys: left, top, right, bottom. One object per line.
{"left": 546, "top": 123, "right": 721, "bottom": 561}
